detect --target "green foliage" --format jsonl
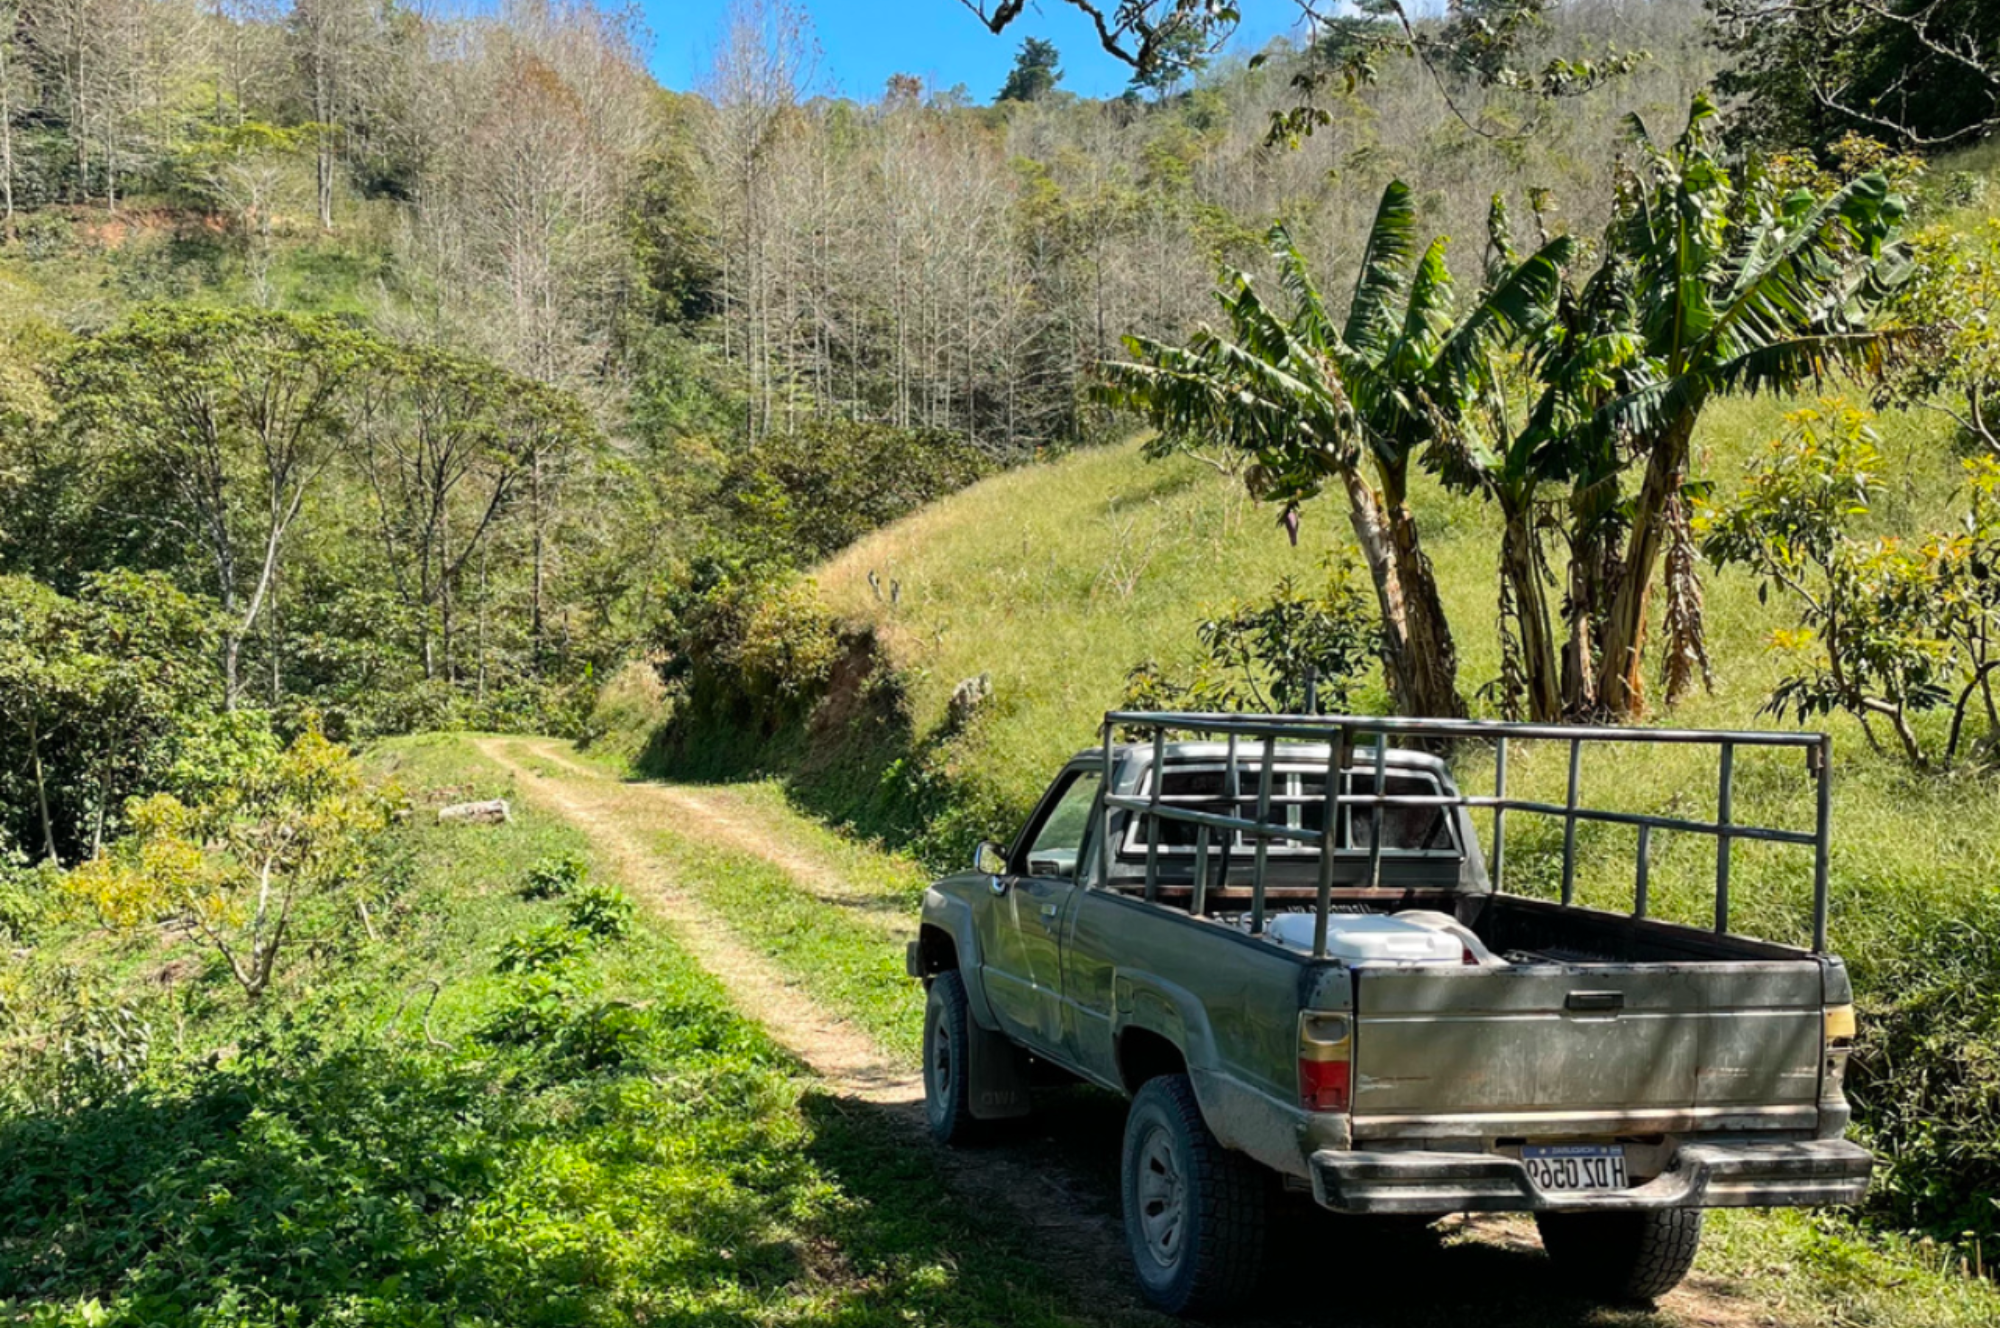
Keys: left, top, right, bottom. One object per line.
{"left": 0, "top": 571, "right": 224, "bottom": 864}
{"left": 564, "top": 882, "right": 635, "bottom": 941}
{"left": 1122, "top": 554, "right": 1379, "bottom": 719}
{"left": 719, "top": 417, "right": 993, "bottom": 566}
{"left": 1847, "top": 896, "right": 2000, "bottom": 1244}
{"left": 70, "top": 726, "right": 396, "bottom": 1001}
{"left": 494, "top": 922, "right": 587, "bottom": 974}
{"left": 655, "top": 556, "right": 842, "bottom": 741}
{"left": 1712, "top": 0, "right": 1999, "bottom": 152}
{"left": 996, "top": 37, "right": 1063, "bottom": 103}
{"left": 478, "top": 969, "right": 584, "bottom": 1047}
{"left": 522, "top": 850, "right": 589, "bottom": 900}
{"left": 1887, "top": 218, "right": 2000, "bottom": 456}
{"left": 1702, "top": 401, "right": 2000, "bottom": 768}
{"left": 554, "top": 999, "right": 654, "bottom": 1071}
{"left": 1101, "top": 186, "right": 1572, "bottom": 717}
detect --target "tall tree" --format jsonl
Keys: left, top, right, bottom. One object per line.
{"left": 995, "top": 36, "right": 1060, "bottom": 103}
{"left": 58, "top": 307, "right": 370, "bottom": 708}
{"left": 1577, "top": 96, "right": 1910, "bottom": 717}
{"left": 1102, "top": 189, "right": 1570, "bottom": 718}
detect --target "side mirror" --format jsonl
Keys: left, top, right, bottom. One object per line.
{"left": 973, "top": 840, "right": 1008, "bottom": 876}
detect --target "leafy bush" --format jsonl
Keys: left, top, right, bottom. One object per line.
{"left": 555, "top": 999, "right": 654, "bottom": 1071}
{"left": 0, "top": 966, "right": 152, "bottom": 1115}
{"left": 521, "top": 850, "right": 588, "bottom": 900}
{"left": 1121, "top": 554, "right": 1379, "bottom": 723}
{"left": 1848, "top": 900, "right": 2000, "bottom": 1245}
{"left": 564, "top": 883, "right": 635, "bottom": 941}
{"left": 68, "top": 725, "right": 395, "bottom": 1002}
{"left": 718, "top": 417, "right": 993, "bottom": 565}
{"left": 477, "top": 970, "right": 581, "bottom": 1047}
{"left": 493, "top": 923, "right": 585, "bottom": 974}
{"left": 1701, "top": 402, "right": 2000, "bottom": 770}
{"left": 0, "top": 848, "right": 51, "bottom": 944}
{"left": 655, "top": 555, "right": 842, "bottom": 739}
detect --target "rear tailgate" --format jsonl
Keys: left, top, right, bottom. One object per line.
{"left": 1349, "top": 962, "right": 1824, "bottom": 1141}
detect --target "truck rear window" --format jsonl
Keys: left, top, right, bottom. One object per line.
{"left": 1123, "top": 764, "right": 1459, "bottom": 858}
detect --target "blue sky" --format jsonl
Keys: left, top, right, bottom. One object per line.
{"left": 640, "top": 1, "right": 1306, "bottom": 102}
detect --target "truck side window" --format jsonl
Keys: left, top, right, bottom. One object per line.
{"left": 1020, "top": 770, "right": 1102, "bottom": 880}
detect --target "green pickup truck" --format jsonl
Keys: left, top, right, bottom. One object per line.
{"left": 907, "top": 711, "right": 1870, "bottom": 1315}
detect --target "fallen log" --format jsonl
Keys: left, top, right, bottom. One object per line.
{"left": 438, "top": 798, "right": 511, "bottom": 825}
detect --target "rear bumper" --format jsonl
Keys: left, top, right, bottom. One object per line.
{"left": 1309, "top": 1139, "right": 1872, "bottom": 1214}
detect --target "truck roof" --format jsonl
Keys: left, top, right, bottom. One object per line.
{"left": 1071, "top": 740, "right": 1452, "bottom": 776}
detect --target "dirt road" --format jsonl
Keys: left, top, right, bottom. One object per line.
{"left": 475, "top": 736, "right": 1784, "bottom": 1328}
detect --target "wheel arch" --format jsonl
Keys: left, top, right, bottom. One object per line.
{"left": 917, "top": 890, "right": 1000, "bottom": 1030}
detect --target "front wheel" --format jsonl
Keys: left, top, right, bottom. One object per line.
{"left": 1535, "top": 1208, "right": 1704, "bottom": 1302}
{"left": 922, "top": 970, "right": 980, "bottom": 1144}
{"left": 1120, "top": 1073, "right": 1269, "bottom": 1316}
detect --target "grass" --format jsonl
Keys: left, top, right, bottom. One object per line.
{"left": 0, "top": 733, "right": 1095, "bottom": 1327}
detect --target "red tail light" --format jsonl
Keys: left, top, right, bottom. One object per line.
{"left": 1298, "top": 1012, "right": 1352, "bottom": 1113}
{"left": 1299, "top": 1057, "right": 1351, "bottom": 1112}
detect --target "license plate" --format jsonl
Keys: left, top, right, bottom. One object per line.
{"left": 1522, "top": 1143, "right": 1628, "bottom": 1192}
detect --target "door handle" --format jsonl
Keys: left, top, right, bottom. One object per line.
{"left": 1565, "top": 990, "right": 1624, "bottom": 1013}
{"left": 1039, "top": 902, "right": 1061, "bottom": 933}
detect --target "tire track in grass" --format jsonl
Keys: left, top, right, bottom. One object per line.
{"left": 475, "top": 736, "right": 920, "bottom": 1107}
{"left": 472, "top": 736, "right": 1154, "bottom": 1321}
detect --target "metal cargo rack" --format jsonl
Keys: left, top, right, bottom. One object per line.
{"left": 1098, "top": 711, "right": 1835, "bottom": 955}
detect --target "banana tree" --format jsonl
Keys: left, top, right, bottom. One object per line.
{"left": 1101, "top": 183, "right": 1570, "bottom": 719}
{"left": 1579, "top": 94, "right": 1911, "bottom": 717}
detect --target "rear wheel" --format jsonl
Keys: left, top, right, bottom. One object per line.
{"left": 1120, "top": 1073, "right": 1269, "bottom": 1316}
{"left": 922, "top": 970, "right": 979, "bottom": 1145}
{"left": 1535, "top": 1208, "right": 1704, "bottom": 1302}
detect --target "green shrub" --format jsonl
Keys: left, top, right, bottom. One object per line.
{"left": 652, "top": 557, "right": 845, "bottom": 756}
{"left": 0, "top": 850, "right": 50, "bottom": 944}
{"left": 718, "top": 416, "right": 994, "bottom": 565}
{"left": 493, "top": 923, "right": 584, "bottom": 974}
{"left": 564, "top": 883, "right": 635, "bottom": 941}
{"left": 1120, "top": 554, "right": 1379, "bottom": 725}
{"left": 521, "top": 850, "right": 588, "bottom": 900}
{"left": 555, "top": 1000, "right": 654, "bottom": 1071}
{"left": 477, "top": 970, "right": 581, "bottom": 1047}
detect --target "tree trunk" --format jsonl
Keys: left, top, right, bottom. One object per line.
{"left": 223, "top": 630, "right": 241, "bottom": 711}
{"left": 1339, "top": 469, "right": 1414, "bottom": 716}
{"left": 28, "top": 711, "right": 56, "bottom": 864}
{"left": 530, "top": 448, "right": 545, "bottom": 671}
{"left": 1596, "top": 410, "right": 1698, "bottom": 718}
{"left": 0, "top": 29, "right": 14, "bottom": 241}
{"left": 1381, "top": 475, "right": 1467, "bottom": 719}
{"left": 1501, "top": 507, "right": 1562, "bottom": 722}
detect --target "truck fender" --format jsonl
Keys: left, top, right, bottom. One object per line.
{"left": 1112, "top": 970, "right": 1219, "bottom": 1088}
{"left": 1115, "top": 969, "right": 1311, "bottom": 1178}
{"left": 914, "top": 887, "right": 1002, "bottom": 1032}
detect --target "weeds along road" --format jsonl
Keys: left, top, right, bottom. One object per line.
{"left": 474, "top": 736, "right": 1787, "bottom": 1328}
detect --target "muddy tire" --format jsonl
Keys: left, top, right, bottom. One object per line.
{"left": 1120, "top": 1073, "right": 1269, "bottom": 1316}
{"left": 922, "top": 970, "right": 980, "bottom": 1145}
{"left": 1536, "top": 1208, "right": 1704, "bottom": 1301}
